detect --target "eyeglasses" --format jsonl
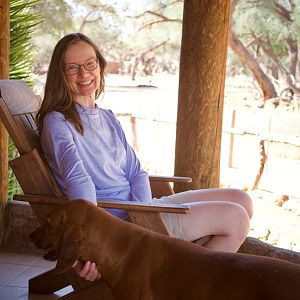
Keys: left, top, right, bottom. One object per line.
{"left": 65, "top": 57, "right": 98, "bottom": 75}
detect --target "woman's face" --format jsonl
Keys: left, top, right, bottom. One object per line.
{"left": 64, "top": 41, "right": 100, "bottom": 103}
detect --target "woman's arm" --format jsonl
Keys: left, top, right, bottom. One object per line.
{"left": 108, "top": 110, "right": 152, "bottom": 202}
{"left": 41, "top": 112, "right": 97, "bottom": 204}
{"left": 125, "top": 144, "right": 152, "bottom": 202}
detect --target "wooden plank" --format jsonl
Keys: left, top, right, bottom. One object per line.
{"left": 0, "top": 98, "right": 33, "bottom": 154}
{"left": 128, "top": 211, "right": 170, "bottom": 235}
{"left": 149, "top": 175, "right": 192, "bottom": 182}
{"left": 98, "top": 200, "right": 190, "bottom": 214}
{"left": 14, "top": 194, "right": 67, "bottom": 205}
{"left": 29, "top": 269, "right": 71, "bottom": 294}
{"left": 149, "top": 175, "right": 192, "bottom": 198}
{"left": 13, "top": 194, "right": 190, "bottom": 214}
{"left": 9, "top": 149, "right": 63, "bottom": 196}
{"left": 0, "top": 0, "right": 10, "bottom": 244}
{"left": 30, "top": 270, "right": 114, "bottom": 299}
{"left": 60, "top": 279, "right": 114, "bottom": 300}
{"left": 0, "top": 80, "right": 40, "bottom": 115}
{"left": 9, "top": 149, "right": 64, "bottom": 224}
{"left": 150, "top": 180, "right": 174, "bottom": 199}
{"left": 0, "top": 80, "right": 41, "bottom": 154}
{"left": 67, "top": 275, "right": 113, "bottom": 300}
{"left": 16, "top": 113, "right": 39, "bottom": 149}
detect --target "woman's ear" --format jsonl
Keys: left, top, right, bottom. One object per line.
{"left": 54, "top": 225, "right": 84, "bottom": 275}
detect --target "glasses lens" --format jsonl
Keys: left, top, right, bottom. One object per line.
{"left": 65, "top": 58, "right": 98, "bottom": 75}
{"left": 84, "top": 58, "right": 98, "bottom": 71}
{"left": 65, "top": 65, "right": 79, "bottom": 75}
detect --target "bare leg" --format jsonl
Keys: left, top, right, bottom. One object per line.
{"left": 179, "top": 189, "right": 252, "bottom": 252}
{"left": 179, "top": 201, "right": 250, "bottom": 252}
{"left": 189, "top": 188, "right": 253, "bottom": 218}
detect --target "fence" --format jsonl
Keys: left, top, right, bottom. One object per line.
{"left": 116, "top": 108, "right": 300, "bottom": 198}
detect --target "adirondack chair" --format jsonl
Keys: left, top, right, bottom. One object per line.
{"left": 0, "top": 80, "right": 192, "bottom": 299}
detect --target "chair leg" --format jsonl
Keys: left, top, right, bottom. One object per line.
{"left": 149, "top": 181, "right": 174, "bottom": 199}
{"left": 59, "top": 279, "right": 114, "bottom": 300}
{"left": 29, "top": 268, "right": 71, "bottom": 294}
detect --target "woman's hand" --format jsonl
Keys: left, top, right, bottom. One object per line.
{"left": 72, "top": 260, "right": 101, "bottom": 281}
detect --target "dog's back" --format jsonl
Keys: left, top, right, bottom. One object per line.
{"left": 132, "top": 236, "right": 300, "bottom": 300}
{"left": 31, "top": 200, "right": 300, "bottom": 300}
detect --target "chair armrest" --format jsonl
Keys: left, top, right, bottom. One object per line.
{"left": 14, "top": 194, "right": 68, "bottom": 204}
{"left": 98, "top": 200, "right": 190, "bottom": 214}
{"left": 149, "top": 175, "right": 192, "bottom": 183}
{"left": 13, "top": 194, "right": 190, "bottom": 214}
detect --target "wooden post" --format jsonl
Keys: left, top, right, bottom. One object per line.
{"left": 0, "top": 0, "right": 9, "bottom": 244}
{"left": 174, "top": 0, "right": 231, "bottom": 192}
{"left": 228, "top": 110, "right": 236, "bottom": 167}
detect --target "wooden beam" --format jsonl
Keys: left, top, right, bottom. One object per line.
{"left": 0, "top": 0, "right": 10, "bottom": 244}
{"left": 174, "top": 0, "right": 231, "bottom": 192}
{"left": 13, "top": 194, "right": 191, "bottom": 214}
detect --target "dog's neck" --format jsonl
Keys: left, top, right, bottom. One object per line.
{"left": 80, "top": 207, "right": 160, "bottom": 287}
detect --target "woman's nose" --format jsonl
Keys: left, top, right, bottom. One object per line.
{"left": 78, "top": 65, "right": 89, "bottom": 76}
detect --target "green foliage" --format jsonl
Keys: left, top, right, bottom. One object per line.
{"left": 122, "top": 0, "right": 183, "bottom": 64}
{"left": 7, "top": 139, "right": 21, "bottom": 200}
{"left": 32, "top": 0, "right": 183, "bottom": 68}
{"left": 8, "top": 0, "right": 42, "bottom": 199}
{"left": 9, "top": 0, "right": 42, "bottom": 83}
{"left": 29, "top": 0, "right": 300, "bottom": 90}
{"left": 232, "top": 0, "right": 300, "bottom": 79}
{"left": 34, "top": 0, "right": 73, "bottom": 39}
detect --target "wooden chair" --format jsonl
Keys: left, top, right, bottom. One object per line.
{"left": 0, "top": 80, "right": 192, "bottom": 299}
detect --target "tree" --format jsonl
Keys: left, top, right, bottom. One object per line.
{"left": 122, "top": 1, "right": 182, "bottom": 79}
{"left": 233, "top": 0, "right": 300, "bottom": 97}
{"left": 174, "top": 0, "right": 231, "bottom": 191}
{"left": 132, "top": 0, "right": 300, "bottom": 100}
{"left": 32, "top": 0, "right": 126, "bottom": 70}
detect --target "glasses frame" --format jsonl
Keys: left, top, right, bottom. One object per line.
{"left": 65, "top": 57, "right": 99, "bottom": 75}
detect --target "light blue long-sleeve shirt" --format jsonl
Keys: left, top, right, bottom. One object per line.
{"left": 40, "top": 103, "right": 152, "bottom": 219}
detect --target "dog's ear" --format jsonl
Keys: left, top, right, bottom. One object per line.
{"left": 46, "top": 207, "right": 67, "bottom": 229}
{"left": 54, "top": 225, "right": 84, "bottom": 275}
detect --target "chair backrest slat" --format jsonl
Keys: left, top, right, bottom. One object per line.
{"left": 0, "top": 80, "right": 41, "bottom": 154}
{"left": 0, "top": 80, "right": 63, "bottom": 197}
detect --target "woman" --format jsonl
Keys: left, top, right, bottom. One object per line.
{"left": 37, "top": 33, "right": 253, "bottom": 281}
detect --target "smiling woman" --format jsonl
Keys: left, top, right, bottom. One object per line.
{"left": 36, "top": 33, "right": 107, "bottom": 135}
{"left": 36, "top": 32, "right": 252, "bottom": 283}
{"left": 64, "top": 42, "right": 100, "bottom": 107}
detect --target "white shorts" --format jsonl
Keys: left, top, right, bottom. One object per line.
{"left": 153, "top": 190, "right": 192, "bottom": 240}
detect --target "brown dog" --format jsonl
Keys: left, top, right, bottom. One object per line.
{"left": 30, "top": 200, "right": 300, "bottom": 300}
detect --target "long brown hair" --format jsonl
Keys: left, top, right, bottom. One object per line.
{"left": 36, "top": 33, "right": 107, "bottom": 134}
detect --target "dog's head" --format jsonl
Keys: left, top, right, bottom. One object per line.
{"left": 30, "top": 206, "right": 67, "bottom": 250}
{"left": 30, "top": 201, "right": 87, "bottom": 273}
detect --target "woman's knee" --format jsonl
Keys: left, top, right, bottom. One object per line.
{"left": 226, "top": 202, "right": 250, "bottom": 242}
{"left": 230, "top": 189, "right": 253, "bottom": 219}
{"left": 191, "top": 202, "right": 250, "bottom": 252}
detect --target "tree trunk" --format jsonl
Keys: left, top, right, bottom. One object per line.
{"left": 174, "top": 0, "right": 231, "bottom": 192}
{"left": 0, "top": 0, "right": 9, "bottom": 244}
{"left": 130, "top": 40, "right": 168, "bottom": 81}
{"left": 229, "top": 30, "right": 277, "bottom": 100}
{"left": 286, "top": 37, "right": 298, "bottom": 78}
{"left": 239, "top": 237, "right": 300, "bottom": 265}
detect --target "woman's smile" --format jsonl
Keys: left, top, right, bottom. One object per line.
{"left": 64, "top": 41, "right": 100, "bottom": 106}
